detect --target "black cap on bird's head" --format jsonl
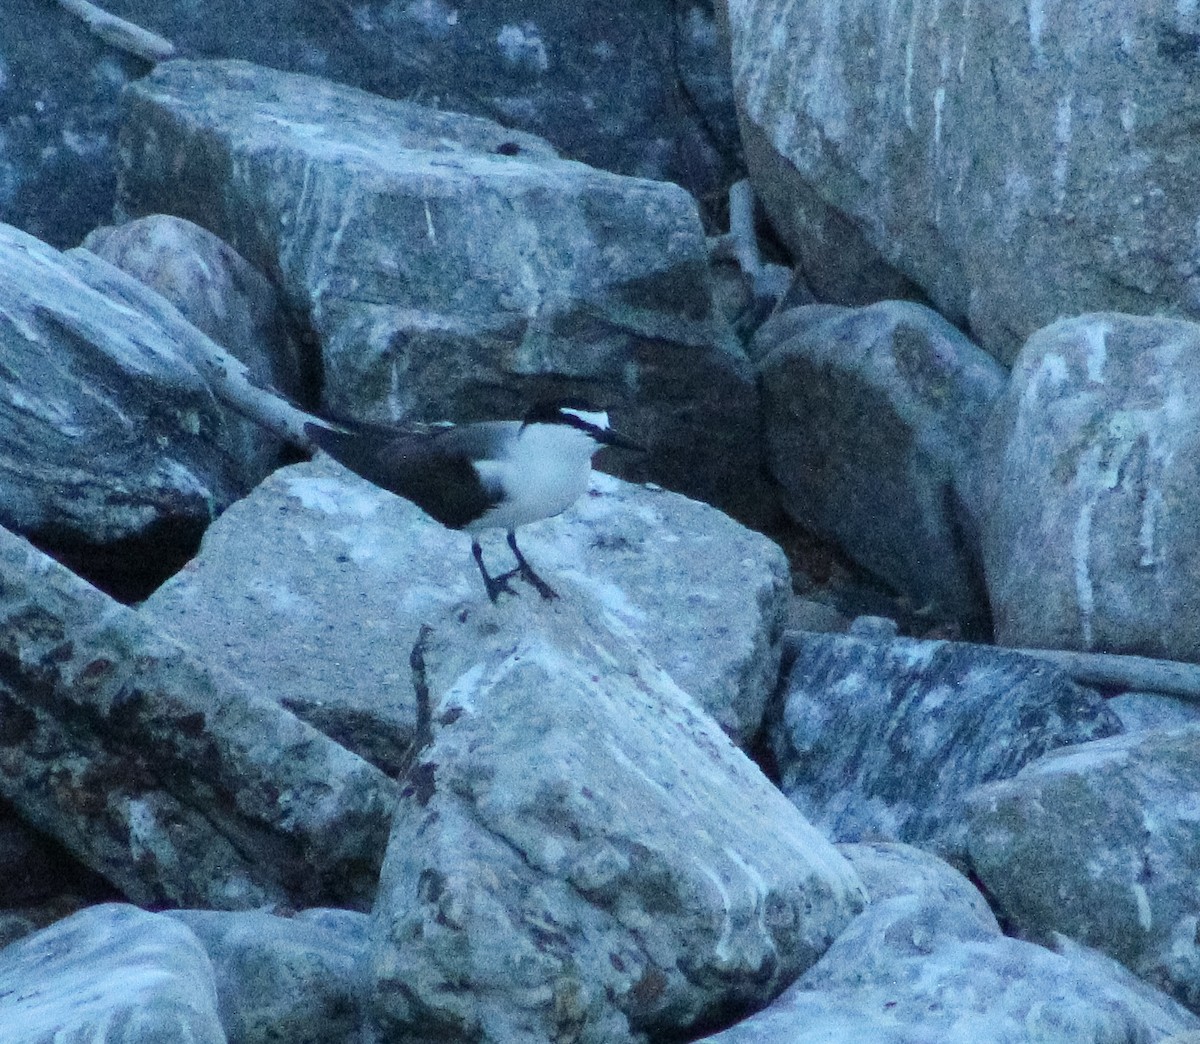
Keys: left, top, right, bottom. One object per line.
{"left": 521, "top": 398, "right": 645, "bottom": 452}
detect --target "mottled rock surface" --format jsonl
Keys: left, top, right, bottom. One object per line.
{"left": 0, "top": 903, "right": 226, "bottom": 1044}
{"left": 116, "top": 59, "right": 772, "bottom": 523}
{"left": 756, "top": 301, "right": 1004, "bottom": 627}
{"left": 967, "top": 725, "right": 1200, "bottom": 1010}
{"left": 143, "top": 459, "right": 789, "bottom": 761}
{"left": 0, "top": 522, "right": 396, "bottom": 910}
{"left": 698, "top": 893, "right": 1200, "bottom": 1042}
{"left": 770, "top": 631, "right": 1123, "bottom": 859}
{"left": 981, "top": 313, "right": 1200, "bottom": 662}
{"left": 82, "top": 214, "right": 305, "bottom": 403}
{"left": 369, "top": 598, "right": 865, "bottom": 1043}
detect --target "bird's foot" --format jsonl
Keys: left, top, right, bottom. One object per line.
{"left": 483, "top": 569, "right": 520, "bottom": 604}
{"left": 515, "top": 563, "right": 559, "bottom": 601}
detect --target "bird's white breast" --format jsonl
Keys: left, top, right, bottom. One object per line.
{"left": 468, "top": 423, "right": 598, "bottom": 531}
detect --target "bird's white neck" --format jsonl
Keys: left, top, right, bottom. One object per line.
{"left": 469, "top": 423, "right": 599, "bottom": 531}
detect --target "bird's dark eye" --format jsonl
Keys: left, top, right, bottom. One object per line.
{"left": 495, "top": 142, "right": 521, "bottom": 156}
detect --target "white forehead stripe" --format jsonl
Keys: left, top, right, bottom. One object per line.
{"left": 561, "top": 408, "right": 610, "bottom": 429}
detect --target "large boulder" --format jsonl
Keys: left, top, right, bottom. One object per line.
{"left": 698, "top": 852, "right": 1200, "bottom": 1042}
{"left": 721, "top": 0, "right": 1200, "bottom": 363}
{"left": 115, "top": 59, "right": 772, "bottom": 523}
{"left": 143, "top": 458, "right": 790, "bottom": 763}
{"left": 770, "top": 631, "right": 1122, "bottom": 860}
{"left": 368, "top": 598, "right": 865, "bottom": 1043}
{"left": 0, "top": 903, "right": 226, "bottom": 1044}
{"left": 967, "top": 724, "right": 1200, "bottom": 1011}
{"left": 755, "top": 301, "right": 1005, "bottom": 627}
{"left": 981, "top": 313, "right": 1200, "bottom": 661}
{"left": 82, "top": 214, "right": 306, "bottom": 403}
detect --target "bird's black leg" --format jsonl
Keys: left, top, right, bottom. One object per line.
{"left": 473, "top": 538, "right": 516, "bottom": 603}
{"left": 507, "top": 531, "right": 558, "bottom": 600}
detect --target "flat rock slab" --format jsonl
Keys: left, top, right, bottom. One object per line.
{"left": 770, "top": 631, "right": 1123, "bottom": 859}
{"left": 168, "top": 908, "right": 368, "bottom": 1044}
{"left": 116, "top": 58, "right": 770, "bottom": 523}
{"left": 967, "top": 724, "right": 1200, "bottom": 1011}
{"left": 0, "top": 903, "right": 226, "bottom": 1044}
{"left": 368, "top": 597, "right": 865, "bottom": 1043}
{"left": 0, "top": 522, "right": 396, "bottom": 910}
{"left": 143, "top": 459, "right": 789, "bottom": 766}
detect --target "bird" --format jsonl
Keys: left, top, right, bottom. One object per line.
{"left": 304, "top": 400, "right": 644, "bottom": 602}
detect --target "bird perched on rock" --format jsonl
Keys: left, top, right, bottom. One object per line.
{"left": 305, "top": 401, "right": 643, "bottom": 601}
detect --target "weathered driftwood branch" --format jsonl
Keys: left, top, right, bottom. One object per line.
{"left": 1008, "top": 647, "right": 1200, "bottom": 702}
{"left": 53, "top": 0, "right": 176, "bottom": 62}
{"left": 173, "top": 328, "right": 326, "bottom": 448}
{"left": 791, "top": 628, "right": 1200, "bottom": 703}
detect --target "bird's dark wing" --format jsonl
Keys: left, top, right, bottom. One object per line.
{"left": 305, "top": 421, "right": 504, "bottom": 529}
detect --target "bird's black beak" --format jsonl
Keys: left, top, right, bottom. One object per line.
{"left": 596, "top": 427, "right": 646, "bottom": 453}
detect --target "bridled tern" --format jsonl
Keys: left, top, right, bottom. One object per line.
{"left": 305, "top": 401, "right": 644, "bottom": 601}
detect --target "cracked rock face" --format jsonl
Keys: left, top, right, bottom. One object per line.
{"left": 979, "top": 313, "right": 1200, "bottom": 661}
{"left": 367, "top": 598, "right": 865, "bottom": 1044}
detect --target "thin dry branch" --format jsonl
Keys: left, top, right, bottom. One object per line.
{"left": 54, "top": 0, "right": 176, "bottom": 62}
{"left": 1009, "top": 647, "right": 1200, "bottom": 702}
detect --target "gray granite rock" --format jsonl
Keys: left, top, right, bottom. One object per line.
{"left": 0, "top": 903, "right": 226, "bottom": 1044}
{"left": 0, "top": 222, "right": 278, "bottom": 593}
{"left": 116, "top": 59, "right": 772, "bottom": 524}
{"left": 837, "top": 842, "right": 997, "bottom": 931}
{"left": 82, "top": 214, "right": 305, "bottom": 403}
{"left": 167, "top": 908, "right": 368, "bottom": 1044}
{"left": 0, "top": 522, "right": 396, "bottom": 910}
{"left": 756, "top": 301, "right": 1004, "bottom": 629}
{"left": 697, "top": 895, "right": 1200, "bottom": 1042}
{"left": 368, "top": 597, "right": 865, "bottom": 1043}
{"left": 721, "top": 0, "right": 1200, "bottom": 363}
{"left": 967, "top": 724, "right": 1200, "bottom": 1011}
{"left": 981, "top": 313, "right": 1200, "bottom": 662}
{"left": 142, "top": 458, "right": 789, "bottom": 760}
{"left": 770, "top": 631, "right": 1123, "bottom": 859}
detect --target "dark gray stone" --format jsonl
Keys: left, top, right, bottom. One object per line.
{"left": 167, "top": 909, "right": 368, "bottom": 1044}
{"left": 770, "top": 631, "right": 1123, "bottom": 859}
{"left": 368, "top": 598, "right": 865, "bottom": 1043}
{"left": 967, "top": 725, "right": 1200, "bottom": 1011}
{"left": 756, "top": 301, "right": 1004, "bottom": 628}
{"left": 981, "top": 312, "right": 1200, "bottom": 662}
{"left": 1, "top": 0, "right": 738, "bottom": 249}
{"left": 0, "top": 903, "right": 227, "bottom": 1044}
{"left": 116, "top": 59, "right": 772, "bottom": 524}
{"left": 0, "top": 522, "right": 396, "bottom": 910}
